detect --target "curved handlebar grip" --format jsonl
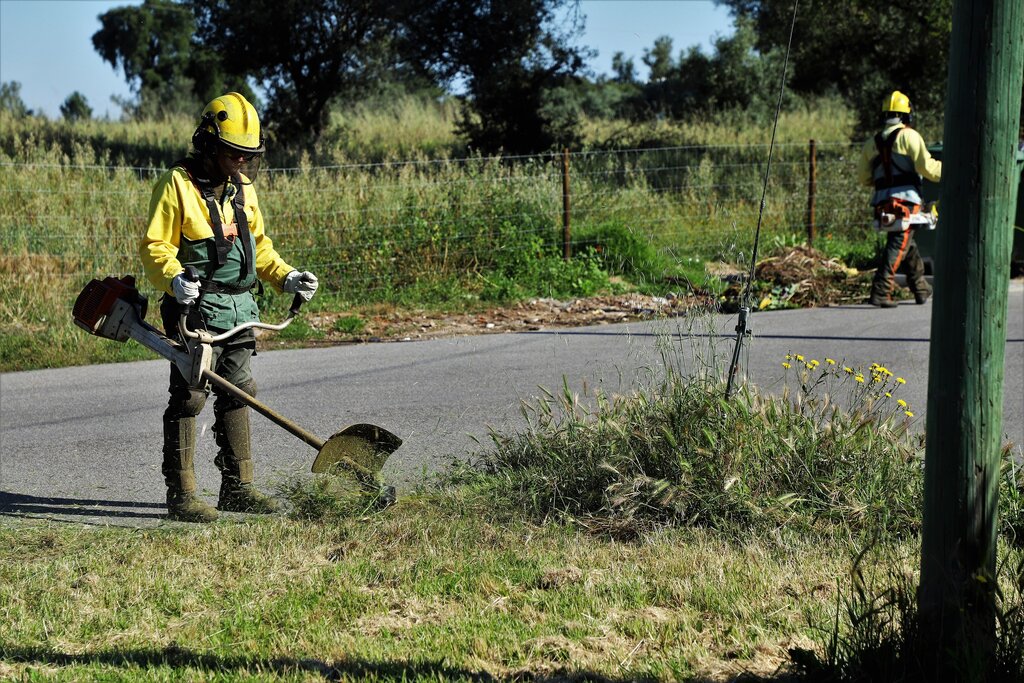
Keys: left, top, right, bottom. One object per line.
{"left": 178, "top": 266, "right": 202, "bottom": 339}
{"left": 289, "top": 293, "right": 304, "bottom": 317}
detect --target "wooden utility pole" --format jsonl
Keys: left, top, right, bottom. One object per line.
{"left": 919, "top": 0, "right": 1024, "bottom": 673}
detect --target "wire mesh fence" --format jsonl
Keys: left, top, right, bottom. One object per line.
{"left": 0, "top": 142, "right": 868, "bottom": 306}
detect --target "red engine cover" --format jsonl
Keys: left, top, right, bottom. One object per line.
{"left": 72, "top": 275, "right": 146, "bottom": 334}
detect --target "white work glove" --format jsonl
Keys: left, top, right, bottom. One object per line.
{"left": 282, "top": 270, "right": 319, "bottom": 302}
{"left": 171, "top": 272, "right": 200, "bottom": 305}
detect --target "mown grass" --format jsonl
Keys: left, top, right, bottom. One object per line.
{"left": 0, "top": 512, "right": 852, "bottom": 682}
{"left": 3, "top": 340, "right": 1022, "bottom": 681}
{"left": 0, "top": 99, "right": 870, "bottom": 372}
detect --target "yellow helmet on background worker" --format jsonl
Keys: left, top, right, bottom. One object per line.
{"left": 192, "top": 92, "right": 265, "bottom": 155}
{"left": 881, "top": 90, "right": 913, "bottom": 125}
{"left": 881, "top": 90, "right": 911, "bottom": 114}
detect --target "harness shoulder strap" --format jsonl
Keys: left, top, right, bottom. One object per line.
{"left": 174, "top": 159, "right": 255, "bottom": 282}
{"left": 231, "top": 176, "right": 254, "bottom": 280}
{"left": 871, "top": 128, "right": 921, "bottom": 193}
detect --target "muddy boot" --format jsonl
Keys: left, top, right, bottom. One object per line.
{"left": 868, "top": 275, "right": 899, "bottom": 308}
{"left": 164, "top": 410, "right": 218, "bottom": 523}
{"left": 167, "top": 490, "right": 219, "bottom": 523}
{"left": 214, "top": 395, "right": 280, "bottom": 514}
{"left": 218, "top": 481, "right": 280, "bottom": 513}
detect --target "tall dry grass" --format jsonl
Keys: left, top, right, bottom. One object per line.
{"left": 0, "top": 98, "right": 871, "bottom": 371}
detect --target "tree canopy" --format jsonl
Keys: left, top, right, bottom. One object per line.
{"left": 91, "top": 0, "right": 1008, "bottom": 152}
{"left": 0, "top": 81, "right": 32, "bottom": 117}
{"left": 92, "top": 0, "right": 254, "bottom": 118}
{"left": 716, "top": 0, "right": 954, "bottom": 131}
{"left": 94, "top": 0, "right": 585, "bottom": 153}
{"left": 60, "top": 92, "right": 93, "bottom": 122}
{"left": 398, "top": 0, "right": 588, "bottom": 153}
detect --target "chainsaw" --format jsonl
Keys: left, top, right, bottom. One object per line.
{"left": 72, "top": 272, "right": 402, "bottom": 494}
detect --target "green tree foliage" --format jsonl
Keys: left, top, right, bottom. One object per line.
{"left": 0, "top": 81, "right": 31, "bottom": 117}
{"left": 92, "top": 0, "right": 585, "bottom": 153}
{"left": 59, "top": 92, "right": 92, "bottom": 122}
{"left": 611, "top": 52, "right": 637, "bottom": 84}
{"left": 716, "top": 0, "right": 954, "bottom": 132}
{"left": 605, "top": 18, "right": 791, "bottom": 122}
{"left": 642, "top": 36, "right": 675, "bottom": 82}
{"left": 190, "top": 0, "right": 398, "bottom": 147}
{"left": 92, "top": 0, "right": 253, "bottom": 119}
{"left": 398, "top": 0, "right": 589, "bottom": 154}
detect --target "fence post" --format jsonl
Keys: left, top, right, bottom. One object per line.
{"left": 562, "top": 148, "right": 571, "bottom": 260}
{"left": 806, "top": 139, "right": 817, "bottom": 246}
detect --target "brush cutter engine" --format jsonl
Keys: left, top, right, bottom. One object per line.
{"left": 73, "top": 275, "right": 148, "bottom": 342}
{"left": 73, "top": 274, "right": 211, "bottom": 386}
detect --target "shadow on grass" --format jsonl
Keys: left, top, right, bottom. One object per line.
{"left": 0, "top": 491, "right": 165, "bottom": 522}
{"left": 0, "top": 642, "right": 749, "bottom": 682}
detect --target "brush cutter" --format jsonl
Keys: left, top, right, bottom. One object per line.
{"left": 72, "top": 273, "right": 402, "bottom": 493}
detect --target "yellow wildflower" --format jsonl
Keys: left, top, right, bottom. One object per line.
{"left": 844, "top": 366, "right": 854, "bottom": 374}
{"left": 796, "top": 354, "right": 805, "bottom": 362}
{"left": 896, "top": 377, "right": 906, "bottom": 384}
{"left": 905, "top": 411, "right": 914, "bottom": 417}
{"left": 897, "top": 399, "right": 907, "bottom": 408}
{"left": 855, "top": 374, "right": 865, "bottom": 383}
{"left": 782, "top": 362, "right": 791, "bottom": 369}
{"left": 826, "top": 358, "right": 836, "bottom": 365}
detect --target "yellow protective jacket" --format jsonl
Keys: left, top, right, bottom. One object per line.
{"left": 140, "top": 163, "right": 294, "bottom": 329}
{"left": 859, "top": 123, "right": 942, "bottom": 207}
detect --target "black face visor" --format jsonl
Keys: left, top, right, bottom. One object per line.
{"left": 214, "top": 143, "right": 263, "bottom": 185}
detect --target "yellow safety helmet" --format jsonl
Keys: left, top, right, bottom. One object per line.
{"left": 192, "top": 92, "right": 265, "bottom": 155}
{"left": 881, "top": 90, "right": 912, "bottom": 115}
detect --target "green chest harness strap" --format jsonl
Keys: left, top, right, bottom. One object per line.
{"left": 175, "top": 157, "right": 255, "bottom": 289}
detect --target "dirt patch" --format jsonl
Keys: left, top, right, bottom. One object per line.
{"left": 262, "top": 246, "right": 874, "bottom": 349}
{"left": 298, "top": 291, "right": 717, "bottom": 346}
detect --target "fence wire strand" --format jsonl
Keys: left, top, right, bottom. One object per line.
{"left": 1, "top": 142, "right": 868, "bottom": 299}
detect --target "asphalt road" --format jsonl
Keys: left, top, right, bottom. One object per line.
{"left": 2, "top": 283, "right": 1021, "bottom": 527}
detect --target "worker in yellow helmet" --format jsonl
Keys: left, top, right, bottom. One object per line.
{"left": 859, "top": 90, "right": 942, "bottom": 307}
{"left": 140, "top": 92, "right": 319, "bottom": 522}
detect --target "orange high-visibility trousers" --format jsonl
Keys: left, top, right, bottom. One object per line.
{"left": 870, "top": 226, "right": 930, "bottom": 303}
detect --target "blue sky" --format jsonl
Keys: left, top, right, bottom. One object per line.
{"left": 0, "top": 0, "right": 735, "bottom": 119}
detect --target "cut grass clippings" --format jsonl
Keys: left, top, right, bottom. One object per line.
{"left": 0, "top": 506, "right": 857, "bottom": 682}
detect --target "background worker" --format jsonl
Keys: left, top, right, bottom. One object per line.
{"left": 141, "top": 92, "right": 319, "bottom": 523}
{"left": 859, "top": 90, "right": 942, "bottom": 307}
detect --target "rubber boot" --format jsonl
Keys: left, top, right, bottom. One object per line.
{"left": 214, "top": 398, "right": 280, "bottom": 514}
{"left": 868, "top": 294, "right": 898, "bottom": 308}
{"left": 905, "top": 244, "right": 931, "bottom": 305}
{"left": 868, "top": 272, "right": 899, "bottom": 308}
{"left": 163, "top": 412, "right": 218, "bottom": 523}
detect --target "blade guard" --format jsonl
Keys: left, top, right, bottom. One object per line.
{"left": 311, "top": 423, "right": 403, "bottom": 484}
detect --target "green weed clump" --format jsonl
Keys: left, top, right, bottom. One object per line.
{"left": 448, "top": 348, "right": 1020, "bottom": 544}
